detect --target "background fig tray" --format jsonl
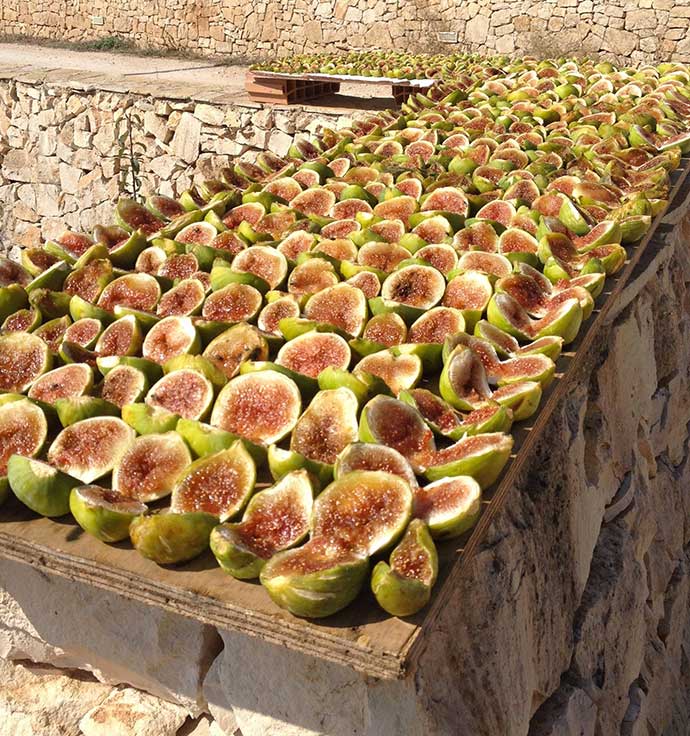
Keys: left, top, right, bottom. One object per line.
{"left": 1, "top": 160, "right": 688, "bottom": 680}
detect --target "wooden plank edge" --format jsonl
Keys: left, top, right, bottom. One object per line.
{"left": 0, "top": 529, "right": 408, "bottom": 681}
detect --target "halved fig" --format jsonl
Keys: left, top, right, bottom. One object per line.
{"left": 257, "top": 296, "right": 300, "bottom": 336}
{"left": 63, "top": 258, "right": 113, "bottom": 302}
{"left": 358, "top": 242, "right": 409, "bottom": 273}
{"left": 278, "top": 231, "right": 319, "bottom": 265}
{"left": 211, "top": 371, "right": 301, "bottom": 446}
{"left": 142, "top": 315, "right": 200, "bottom": 365}
{"left": 274, "top": 388, "right": 359, "bottom": 479}
{"left": 130, "top": 510, "right": 218, "bottom": 565}
{"left": 101, "top": 364, "right": 148, "bottom": 408}
{"left": 0, "top": 256, "right": 31, "bottom": 286}
{"left": 202, "top": 283, "right": 263, "bottom": 323}
{"left": 354, "top": 349, "right": 422, "bottom": 395}
{"left": 334, "top": 443, "right": 418, "bottom": 489}
{"left": 8, "top": 455, "right": 79, "bottom": 517}
{"left": 320, "top": 219, "right": 360, "bottom": 240}
{"left": 170, "top": 440, "right": 255, "bottom": 521}
{"left": 276, "top": 331, "right": 351, "bottom": 379}
{"left": 413, "top": 475, "right": 482, "bottom": 539}
{"left": 421, "top": 186, "right": 469, "bottom": 216}
{"left": 63, "top": 318, "right": 102, "bottom": 349}
{"left": 260, "top": 538, "right": 369, "bottom": 618}
{"left": 222, "top": 202, "right": 265, "bottom": 229}
{"left": 359, "top": 312, "right": 408, "bottom": 350}
{"left": 488, "top": 293, "right": 583, "bottom": 344}
{"left": 55, "top": 397, "right": 119, "bottom": 428}
{"left": 1, "top": 307, "right": 41, "bottom": 334}
{"left": 156, "top": 278, "right": 206, "bottom": 317}
{"left": 303, "top": 283, "right": 367, "bottom": 337}
{"left": 312, "top": 470, "right": 412, "bottom": 555}
{"left": 158, "top": 253, "right": 200, "bottom": 282}
{"left": 34, "top": 315, "right": 71, "bottom": 353}
{"left": 442, "top": 271, "right": 493, "bottom": 329}
{"left": 28, "top": 363, "right": 93, "bottom": 404}
{"left": 346, "top": 271, "right": 381, "bottom": 299}
{"left": 145, "top": 369, "right": 214, "bottom": 421}
{"left": 97, "top": 273, "right": 161, "bottom": 313}
{"left": 231, "top": 246, "right": 288, "bottom": 290}
{"left": 359, "top": 395, "right": 435, "bottom": 467}
{"left": 48, "top": 417, "right": 135, "bottom": 483}
{"left": 408, "top": 307, "right": 465, "bottom": 344}
{"left": 113, "top": 432, "right": 191, "bottom": 503}
{"left": 263, "top": 176, "right": 303, "bottom": 203}
{"left": 373, "top": 196, "right": 418, "bottom": 226}
{"left": 95, "top": 315, "right": 143, "bottom": 357}
{"left": 287, "top": 258, "right": 339, "bottom": 296}
{"left": 291, "top": 188, "right": 336, "bottom": 217}
{"left": 70, "top": 485, "right": 148, "bottom": 542}
{"left": 116, "top": 198, "right": 165, "bottom": 235}
{"left": 424, "top": 432, "right": 513, "bottom": 487}
{"left": 371, "top": 518, "right": 438, "bottom": 617}
{"left": 211, "top": 470, "right": 313, "bottom": 579}
{"left": 0, "top": 399, "right": 48, "bottom": 476}
{"left": 440, "top": 345, "right": 492, "bottom": 411}
{"left": 381, "top": 265, "right": 446, "bottom": 312}
{"left": 175, "top": 222, "right": 217, "bottom": 247}
{"left": 415, "top": 243, "right": 458, "bottom": 275}
{"left": 202, "top": 323, "right": 268, "bottom": 380}
{"left": 0, "top": 332, "right": 52, "bottom": 392}
{"left": 146, "top": 194, "right": 186, "bottom": 221}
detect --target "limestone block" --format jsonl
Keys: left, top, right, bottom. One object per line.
{"left": 268, "top": 129, "right": 293, "bottom": 158}
{"left": 171, "top": 112, "right": 202, "bottom": 165}
{"left": 0, "top": 559, "right": 221, "bottom": 715}
{"left": 465, "top": 15, "right": 490, "bottom": 44}
{"left": 79, "top": 687, "right": 188, "bottom": 736}
{"left": 194, "top": 104, "right": 225, "bottom": 127}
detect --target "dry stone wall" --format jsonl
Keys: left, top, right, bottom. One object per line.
{"left": 1, "top": 0, "right": 689, "bottom": 65}
{"left": 0, "top": 69, "right": 355, "bottom": 254}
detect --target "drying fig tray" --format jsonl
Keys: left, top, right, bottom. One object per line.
{"left": 0, "top": 159, "right": 688, "bottom": 682}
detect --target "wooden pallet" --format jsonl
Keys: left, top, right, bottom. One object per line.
{"left": 246, "top": 72, "right": 340, "bottom": 105}
{"left": 245, "top": 70, "right": 433, "bottom": 106}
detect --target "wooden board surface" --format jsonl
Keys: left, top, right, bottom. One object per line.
{"left": 1, "top": 159, "right": 688, "bottom": 681}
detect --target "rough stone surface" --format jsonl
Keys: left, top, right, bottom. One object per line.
{"left": 79, "top": 687, "right": 188, "bottom": 736}
{"left": 0, "top": 559, "right": 222, "bottom": 715}
{"left": 0, "top": 658, "right": 112, "bottom": 736}
{"left": 0, "top": 1, "right": 688, "bottom": 63}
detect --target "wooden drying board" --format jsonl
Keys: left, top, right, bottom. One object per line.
{"left": 245, "top": 70, "right": 435, "bottom": 105}
{"left": 0, "top": 159, "right": 688, "bottom": 682}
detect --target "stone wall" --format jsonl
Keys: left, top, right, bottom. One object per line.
{"left": 0, "top": 68, "right": 354, "bottom": 254}
{"left": 1, "top": 0, "right": 689, "bottom": 65}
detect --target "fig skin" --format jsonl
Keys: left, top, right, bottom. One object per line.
{"left": 371, "top": 519, "right": 438, "bottom": 617}
{"left": 70, "top": 486, "right": 147, "bottom": 543}
{"left": 130, "top": 511, "right": 218, "bottom": 565}
{"left": 0, "top": 477, "right": 8, "bottom": 507}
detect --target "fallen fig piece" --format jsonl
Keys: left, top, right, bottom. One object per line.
{"left": 371, "top": 518, "right": 438, "bottom": 617}
{"left": 210, "top": 470, "right": 313, "bottom": 579}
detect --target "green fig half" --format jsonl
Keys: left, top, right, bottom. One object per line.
{"left": 414, "top": 475, "right": 482, "bottom": 539}
{"left": 130, "top": 510, "right": 218, "bottom": 565}
{"left": 8, "top": 455, "right": 79, "bottom": 517}
{"left": 423, "top": 432, "right": 513, "bottom": 487}
{"left": 70, "top": 485, "right": 148, "bottom": 543}
{"left": 371, "top": 518, "right": 438, "bottom": 617}
{"left": 210, "top": 470, "right": 313, "bottom": 579}
{"left": 48, "top": 417, "right": 135, "bottom": 483}
{"left": 0, "top": 399, "right": 48, "bottom": 476}
{"left": 170, "top": 441, "right": 255, "bottom": 521}
{"left": 260, "top": 538, "right": 369, "bottom": 618}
